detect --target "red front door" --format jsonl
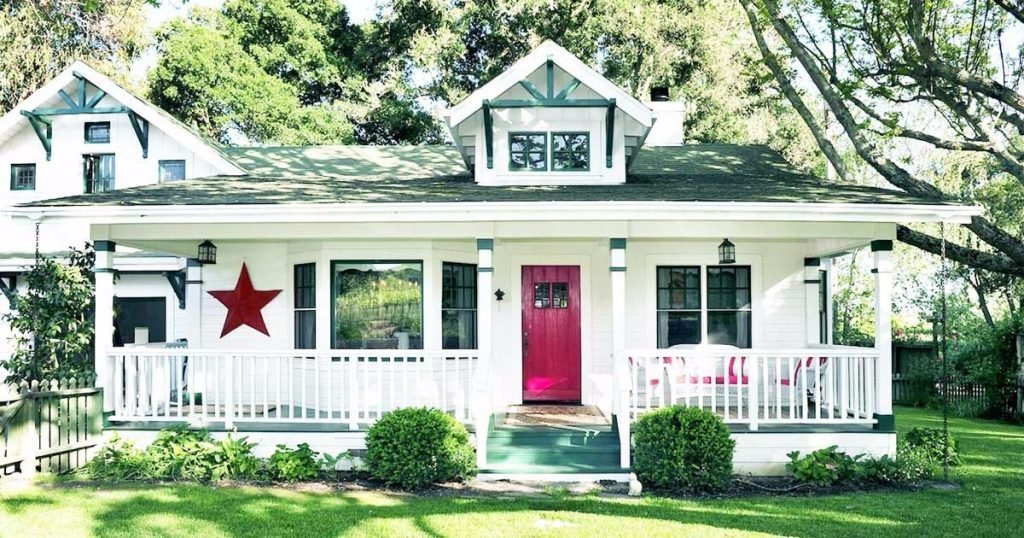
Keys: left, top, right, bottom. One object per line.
{"left": 522, "top": 265, "right": 581, "bottom": 402}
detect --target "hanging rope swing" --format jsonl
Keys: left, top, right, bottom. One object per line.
{"left": 939, "top": 220, "right": 951, "bottom": 483}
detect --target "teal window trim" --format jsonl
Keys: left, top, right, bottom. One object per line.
{"left": 10, "top": 163, "right": 36, "bottom": 191}
{"left": 158, "top": 160, "right": 186, "bottom": 182}
{"left": 83, "top": 153, "right": 115, "bottom": 193}
{"left": 551, "top": 132, "right": 590, "bottom": 172}
{"left": 84, "top": 121, "right": 110, "bottom": 144}
{"left": 508, "top": 132, "right": 548, "bottom": 172}
{"left": 441, "top": 261, "right": 478, "bottom": 350}
{"left": 330, "top": 259, "right": 425, "bottom": 350}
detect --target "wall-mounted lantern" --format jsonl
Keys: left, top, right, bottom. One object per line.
{"left": 197, "top": 240, "right": 217, "bottom": 265}
{"left": 494, "top": 288, "right": 505, "bottom": 301}
{"left": 718, "top": 238, "right": 736, "bottom": 265}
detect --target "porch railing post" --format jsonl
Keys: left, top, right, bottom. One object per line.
{"left": 610, "top": 238, "right": 629, "bottom": 468}
{"left": 872, "top": 241, "right": 894, "bottom": 431}
{"left": 748, "top": 355, "right": 760, "bottom": 431}
{"left": 94, "top": 239, "right": 116, "bottom": 414}
{"left": 475, "top": 238, "right": 494, "bottom": 468}
{"left": 224, "top": 354, "right": 235, "bottom": 429}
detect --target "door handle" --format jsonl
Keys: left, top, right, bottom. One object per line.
{"left": 523, "top": 331, "right": 529, "bottom": 358}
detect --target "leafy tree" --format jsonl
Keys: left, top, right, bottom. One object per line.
{"left": 0, "top": 0, "right": 150, "bottom": 113}
{"left": 149, "top": 0, "right": 441, "bottom": 145}
{"left": 739, "top": 0, "right": 1024, "bottom": 277}
{"left": 1, "top": 246, "right": 96, "bottom": 384}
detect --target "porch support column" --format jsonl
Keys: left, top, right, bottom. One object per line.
{"left": 610, "top": 238, "right": 629, "bottom": 469}
{"left": 804, "top": 258, "right": 821, "bottom": 346}
{"left": 94, "top": 240, "right": 116, "bottom": 414}
{"left": 185, "top": 259, "right": 203, "bottom": 347}
{"left": 871, "top": 240, "right": 895, "bottom": 431}
{"left": 475, "top": 238, "right": 494, "bottom": 468}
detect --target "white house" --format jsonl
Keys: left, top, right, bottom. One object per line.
{"left": 0, "top": 62, "right": 244, "bottom": 376}
{"left": 6, "top": 41, "right": 980, "bottom": 478}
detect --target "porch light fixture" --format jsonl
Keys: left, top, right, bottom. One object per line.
{"left": 718, "top": 238, "right": 736, "bottom": 265}
{"left": 494, "top": 288, "right": 505, "bottom": 301}
{"left": 197, "top": 240, "right": 217, "bottom": 265}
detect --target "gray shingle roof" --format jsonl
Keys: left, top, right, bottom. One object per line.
{"left": 22, "top": 144, "right": 954, "bottom": 207}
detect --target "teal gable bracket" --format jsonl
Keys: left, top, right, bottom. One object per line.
{"left": 77, "top": 74, "right": 87, "bottom": 108}
{"left": 29, "top": 106, "right": 128, "bottom": 116}
{"left": 605, "top": 98, "right": 616, "bottom": 168}
{"left": 86, "top": 89, "right": 107, "bottom": 109}
{"left": 482, "top": 100, "right": 494, "bottom": 169}
{"left": 20, "top": 111, "right": 52, "bottom": 160}
{"left": 0, "top": 275, "right": 17, "bottom": 308}
{"left": 555, "top": 78, "right": 581, "bottom": 99}
{"left": 164, "top": 270, "right": 187, "bottom": 309}
{"left": 127, "top": 110, "right": 149, "bottom": 158}
{"left": 519, "top": 80, "right": 546, "bottom": 100}
{"left": 546, "top": 58, "right": 555, "bottom": 98}
{"left": 57, "top": 89, "right": 79, "bottom": 110}
{"left": 489, "top": 98, "right": 609, "bottom": 108}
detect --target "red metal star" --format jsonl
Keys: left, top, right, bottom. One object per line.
{"left": 208, "top": 263, "right": 282, "bottom": 337}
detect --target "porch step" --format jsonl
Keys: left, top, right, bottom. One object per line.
{"left": 485, "top": 421, "right": 623, "bottom": 474}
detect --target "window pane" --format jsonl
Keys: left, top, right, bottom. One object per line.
{"left": 552, "top": 133, "right": 589, "bottom": 171}
{"left": 294, "top": 311, "right": 316, "bottom": 349}
{"left": 442, "top": 309, "right": 477, "bottom": 350}
{"left": 11, "top": 164, "right": 35, "bottom": 190}
{"left": 552, "top": 282, "right": 568, "bottom": 309}
{"left": 509, "top": 133, "right": 547, "bottom": 171}
{"left": 85, "top": 122, "right": 110, "bottom": 143}
{"left": 708, "top": 311, "right": 751, "bottom": 348}
{"left": 159, "top": 160, "right": 186, "bottom": 182}
{"left": 333, "top": 262, "right": 422, "bottom": 349}
{"left": 534, "top": 282, "right": 550, "bottom": 308}
{"left": 657, "top": 266, "right": 700, "bottom": 310}
{"left": 708, "top": 266, "right": 750, "bottom": 309}
{"left": 293, "top": 263, "right": 315, "bottom": 309}
{"left": 657, "top": 311, "right": 701, "bottom": 347}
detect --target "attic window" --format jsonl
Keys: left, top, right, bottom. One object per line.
{"left": 552, "top": 133, "right": 589, "bottom": 171}
{"left": 509, "top": 133, "right": 547, "bottom": 171}
{"left": 85, "top": 122, "right": 110, "bottom": 144}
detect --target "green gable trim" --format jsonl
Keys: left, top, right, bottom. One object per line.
{"left": 489, "top": 98, "right": 610, "bottom": 108}
{"left": 610, "top": 238, "right": 627, "bottom": 250}
{"left": 519, "top": 80, "right": 546, "bottom": 100}
{"left": 483, "top": 100, "right": 494, "bottom": 169}
{"left": 605, "top": 99, "right": 616, "bottom": 168}
{"left": 556, "top": 79, "right": 581, "bottom": 99}
{"left": 476, "top": 239, "right": 494, "bottom": 250}
{"left": 20, "top": 112, "right": 52, "bottom": 160}
{"left": 804, "top": 257, "right": 821, "bottom": 267}
{"left": 546, "top": 58, "right": 555, "bottom": 99}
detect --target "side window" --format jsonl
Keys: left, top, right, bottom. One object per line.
{"left": 551, "top": 133, "right": 589, "bottom": 171}
{"left": 707, "top": 266, "right": 752, "bottom": 348}
{"left": 509, "top": 133, "right": 547, "bottom": 171}
{"left": 159, "top": 160, "right": 186, "bottom": 182}
{"left": 10, "top": 164, "right": 36, "bottom": 191}
{"left": 85, "top": 122, "right": 111, "bottom": 144}
{"left": 442, "top": 262, "right": 477, "bottom": 350}
{"left": 293, "top": 263, "right": 316, "bottom": 349}
{"left": 84, "top": 154, "right": 115, "bottom": 193}
{"left": 656, "top": 266, "right": 701, "bottom": 347}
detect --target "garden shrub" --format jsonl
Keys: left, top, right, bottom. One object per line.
{"left": 87, "top": 436, "right": 154, "bottom": 480}
{"left": 268, "top": 443, "right": 321, "bottom": 482}
{"left": 365, "top": 407, "right": 476, "bottom": 489}
{"left": 146, "top": 426, "right": 221, "bottom": 481}
{"left": 786, "top": 446, "right": 861, "bottom": 486}
{"left": 904, "top": 427, "right": 960, "bottom": 466}
{"left": 209, "top": 434, "right": 260, "bottom": 480}
{"left": 632, "top": 406, "right": 735, "bottom": 493}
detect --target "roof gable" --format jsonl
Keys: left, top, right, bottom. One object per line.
{"left": 0, "top": 61, "right": 243, "bottom": 175}
{"left": 445, "top": 40, "right": 653, "bottom": 128}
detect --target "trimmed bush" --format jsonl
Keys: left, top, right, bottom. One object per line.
{"left": 632, "top": 406, "right": 735, "bottom": 493}
{"left": 365, "top": 407, "right": 477, "bottom": 489}
{"left": 268, "top": 443, "right": 320, "bottom": 482}
{"left": 904, "top": 427, "right": 960, "bottom": 466}
{"left": 787, "top": 445, "right": 861, "bottom": 486}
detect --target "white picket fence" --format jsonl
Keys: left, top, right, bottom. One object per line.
{"left": 108, "top": 348, "right": 481, "bottom": 428}
{"left": 621, "top": 346, "right": 879, "bottom": 430}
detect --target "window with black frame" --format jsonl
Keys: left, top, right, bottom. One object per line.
{"left": 332, "top": 261, "right": 422, "bottom": 349}
{"left": 656, "top": 266, "right": 701, "bottom": 347}
{"left": 10, "top": 164, "right": 35, "bottom": 191}
{"left": 509, "top": 132, "right": 547, "bottom": 171}
{"left": 707, "top": 266, "right": 752, "bottom": 348}
{"left": 442, "top": 262, "right": 477, "bottom": 350}
{"left": 294, "top": 263, "right": 316, "bottom": 349}
{"left": 83, "top": 154, "right": 115, "bottom": 193}
{"left": 819, "top": 268, "right": 829, "bottom": 344}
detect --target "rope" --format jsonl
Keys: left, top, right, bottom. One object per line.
{"left": 34, "top": 221, "right": 40, "bottom": 262}
{"left": 940, "top": 221, "right": 950, "bottom": 483}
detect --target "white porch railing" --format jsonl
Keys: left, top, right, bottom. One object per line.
{"left": 108, "top": 348, "right": 481, "bottom": 429}
{"left": 622, "top": 346, "right": 879, "bottom": 430}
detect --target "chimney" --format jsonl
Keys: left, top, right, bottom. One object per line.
{"left": 643, "top": 87, "right": 685, "bottom": 146}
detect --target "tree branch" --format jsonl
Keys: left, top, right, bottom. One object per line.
{"left": 993, "top": 0, "right": 1024, "bottom": 24}
{"left": 897, "top": 225, "right": 1024, "bottom": 276}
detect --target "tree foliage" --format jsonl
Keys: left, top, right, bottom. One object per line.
{"left": 1, "top": 246, "right": 96, "bottom": 384}
{"left": 148, "top": 0, "right": 442, "bottom": 145}
{"left": 0, "top": 0, "right": 149, "bottom": 113}
{"left": 739, "top": 0, "right": 1024, "bottom": 277}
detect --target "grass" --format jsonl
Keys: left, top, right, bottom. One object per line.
{"left": 1, "top": 407, "right": 1022, "bottom": 537}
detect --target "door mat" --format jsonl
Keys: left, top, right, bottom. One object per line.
{"left": 502, "top": 405, "right": 610, "bottom": 427}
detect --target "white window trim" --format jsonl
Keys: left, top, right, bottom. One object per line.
{"left": 643, "top": 254, "right": 762, "bottom": 349}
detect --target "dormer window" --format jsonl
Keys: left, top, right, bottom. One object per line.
{"left": 552, "top": 133, "right": 589, "bottom": 171}
{"left": 85, "top": 122, "right": 110, "bottom": 144}
{"left": 509, "top": 133, "right": 547, "bottom": 171}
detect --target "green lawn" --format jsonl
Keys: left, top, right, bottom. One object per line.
{"left": 2, "top": 407, "right": 1022, "bottom": 537}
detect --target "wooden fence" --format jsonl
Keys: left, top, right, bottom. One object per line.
{"left": 0, "top": 377, "right": 103, "bottom": 477}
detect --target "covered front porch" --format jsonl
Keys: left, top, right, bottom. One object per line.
{"left": 78, "top": 210, "right": 916, "bottom": 474}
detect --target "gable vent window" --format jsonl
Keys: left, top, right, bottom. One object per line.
{"left": 552, "top": 132, "right": 589, "bottom": 171}
{"left": 159, "top": 160, "right": 186, "bottom": 182}
{"left": 84, "top": 122, "right": 111, "bottom": 144}
{"left": 10, "top": 164, "right": 36, "bottom": 191}
{"left": 509, "top": 133, "right": 547, "bottom": 171}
